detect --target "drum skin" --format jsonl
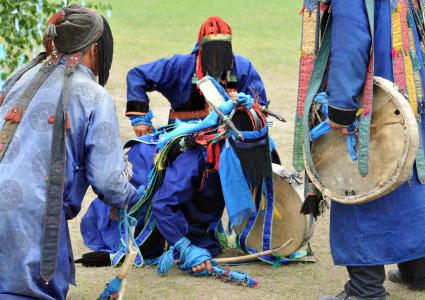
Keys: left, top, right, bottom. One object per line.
{"left": 235, "top": 164, "right": 315, "bottom": 257}
{"left": 305, "top": 76, "right": 419, "bottom": 204}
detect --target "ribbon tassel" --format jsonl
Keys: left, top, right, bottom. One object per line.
{"left": 11, "top": 106, "right": 24, "bottom": 123}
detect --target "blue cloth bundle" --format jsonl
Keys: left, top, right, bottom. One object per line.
{"left": 157, "top": 237, "right": 212, "bottom": 274}
{"left": 309, "top": 92, "right": 358, "bottom": 161}
{"left": 156, "top": 237, "right": 258, "bottom": 287}
{"left": 129, "top": 111, "right": 154, "bottom": 127}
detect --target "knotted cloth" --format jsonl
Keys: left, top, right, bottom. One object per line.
{"left": 157, "top": 237, "right": 212, "bottom": 274}
{"left": 157, "top": 237, "right": 258, "bottom": 287}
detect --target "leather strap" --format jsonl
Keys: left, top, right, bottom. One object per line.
{"left": 357, "top": 0, "right": 375, "bottom": 177}
{"left": 40, "top": 52, "right": 80, "bottom": 283}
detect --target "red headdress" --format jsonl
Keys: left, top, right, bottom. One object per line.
{"left": 196, "top": 16, "right": 232, "bottom": 80}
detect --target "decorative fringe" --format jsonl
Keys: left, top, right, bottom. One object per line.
{"left": 400, "top": 1, "right": 410, "bottom": 53}
{"left": 233, "top": 141, "right": 272, "bottom": 181}
{"left": 231, "top": 109, "right": 272, "bottom": 181}
{"left": 198, "top": 169, "right": 207, "bottom": 192}
{"left": 407, "top": 14, "right": 413, "bottom": 27}
{"left": 4, "top": 106, "right": 24, "bottom": 123}
{"left": 12, "top": 106, "right": 23, "bottom": 123}
{"left": 48, "top": 115, "right": 55, "bottom": 124}
{"left": 44, "top": 10, "right": 65, "bottom": 40}
{"left": 391, "top": 48, "right": 397, "bottom": 58}
{"left": 362, "top": 56, "right": 374, "bottom": 116}
{"left": 44, "top": 24, "right": 57, "bottom": 40}
{"left": 320, "top": 3, "right": 330, "bottom": 13}
{"left": 156, "top": 247, "right": 175, "bottom": 275}
{"left": 217, "top": 230, "right": 228, "bottom": 249}
{"left": 213, "top": 143, "right": 220, "bottom": 171}
{"left": 4, "top": 107, "right": 15, "bottom": 121}
{"left": 200, "top": 41, "right": 233, "bottom": 80}
{"left": 75, "top": 251, "right": 111, "bottom": 267}
{"left": 297, "top": 54, "right": 315, "bottom": 117}
{"left": 300, "top": 194, "right": 323, "bottom": 218}
{"left": 409, "top": 50, "right": 421, "bottom": 70}
{"left": 210, "top": 264, "right": 259, "bottom": 288}
{"left": 65, "top": 112, "right": 71, "bottom": 130}
{"left": 304, "top": 0, "right": 317, "bottom": 13}
{"left": 272, "top": 253, "right": 283, "bottom": 269}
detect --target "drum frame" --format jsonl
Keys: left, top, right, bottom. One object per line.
{"left": 235, "top": 164, "right": 315, "bottom": 261}
{"left": 304, "top": 77, "right": 419, "bottom": 204}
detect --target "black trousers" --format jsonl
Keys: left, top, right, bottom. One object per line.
{"left": 344, "top": 256, "right": 425, "bottom": 298}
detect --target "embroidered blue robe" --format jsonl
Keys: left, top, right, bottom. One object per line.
{"left": 0, "top": 60, "right": 137, "bottom": 299}
{"left": 327, "top": 0, "right": 425, "bottom": 266}
{"left": 126, "top": 52, "right": 267, "bottom": 113}
{"left": 81, "top": 136, "right": 225, "bottom": 260}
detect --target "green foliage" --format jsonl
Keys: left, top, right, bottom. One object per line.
{"left": 0, "top": 0, "right": 111, "bottom": 81}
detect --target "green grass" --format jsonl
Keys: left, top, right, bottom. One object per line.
{"left": 103, "top": 0, "right": 301, "bottom": 116}
{"left": 108, "top": 0, "right": 300, "bottom": 68}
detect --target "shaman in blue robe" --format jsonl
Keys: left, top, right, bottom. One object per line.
{"left": 125, "top": 50, "right": 267, "bottom": 116}
{"left": 327, "top": 0, "right": 425, "bottom": 266}
{"left": 0, "top": 60, "right": 137, "bottom": 300}
{"left": 81, "top": 135, "right": 225, "bottom": 260}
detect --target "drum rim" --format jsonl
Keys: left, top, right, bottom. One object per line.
{"left": 303, "top": 76, "right": 419, "bottom": 204}
{"left": 234, "top": 164, "right": 316, "bottom": 257}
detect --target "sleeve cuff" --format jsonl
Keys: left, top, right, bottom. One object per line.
{"left": 126, "top": 100, "right": 150, "bottom": 115}
{"left": 328, "top": 105, "right": 357, "bottom": 127}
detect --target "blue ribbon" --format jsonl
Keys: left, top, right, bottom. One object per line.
{"left": 98, "top": 277, "right": 122, "bottom": 300}
{"left": 129, "top": 111, "right": 154, "bottom": 127}
{"left": 111, "top": 209, "right": 144, "bottom": 267}
{"left": 219, "top": 140, "right": 256, "bottom": 228}
{"left": 309, "top": 92, "right": 358, "bottom": 161}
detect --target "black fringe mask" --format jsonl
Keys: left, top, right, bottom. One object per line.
{"left": 231, "top": 109, "right": 272, "bottom": 181}
{"left": 97, "top": 16, "right": 114, "bottom": 86}
{"left": 201, "top": 40, "right": 233, "bottom": 80}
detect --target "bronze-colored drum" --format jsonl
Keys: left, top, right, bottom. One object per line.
{"left": 305, "top": 76, "right": 419, "bottom": 204}
{"left": 235, "top": 164, "right": 315, "bottom": 257}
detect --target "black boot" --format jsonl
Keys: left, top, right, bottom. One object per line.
{"left": 388, "top": 269, "right": 425, "bottom": 291}
{"left": 319, "top": 290, "right": 388, "bottom": 300}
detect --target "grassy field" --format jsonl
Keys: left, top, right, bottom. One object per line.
{"left": 67, "top": 1, "right": 425, "bottom": 299}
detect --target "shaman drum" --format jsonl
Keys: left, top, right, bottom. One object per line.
{"left": 234, "top": 164, "right": 315, "bottom": 257}
{"left": 305, "top": 76, "right": 419, "bottom": 204}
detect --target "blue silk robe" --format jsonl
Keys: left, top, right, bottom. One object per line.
{"left": 0, "top": 60, "right": 137, "bottom": 299}
{"left": 81, "top": 136, "right": 225, "bottom": 260}
{"left": 327, "top": 0, "right": 425, "bottom": 266}
{"left": 126, "top": 52, "right": 267, "bottom": 114}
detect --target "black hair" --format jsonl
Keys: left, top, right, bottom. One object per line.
{"left": 97, "top": 16, "right": 113, "bottom": 86}
{"left": 231, "top": 108, "right": 272, "bottom": 181}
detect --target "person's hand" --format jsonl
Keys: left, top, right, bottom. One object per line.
{"left": 327, "top": 120, "right": 348, "bottom": 136}
{"left": 133, "top": 124, "right": 153, "bottom": 137}
{"left": 191, "top": 259, "right": 212, "bottom": 274}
